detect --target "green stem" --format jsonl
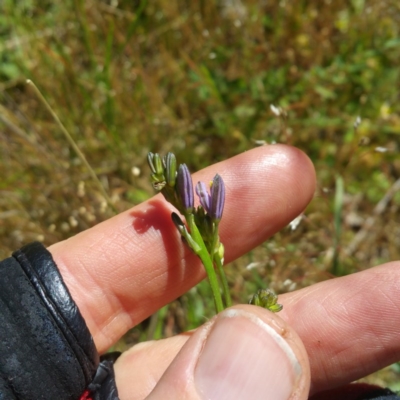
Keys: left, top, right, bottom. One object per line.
{"left": 186, "top": 214, "right": 224, "bottom": 313}
{"left": 214, "top": 254, "right": 231, "bottom": 308}
{"left": 210, "top": 221, "right": 231, "bottom": 308}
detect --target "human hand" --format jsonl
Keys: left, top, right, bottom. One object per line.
{"left": 48, "top": 145, "right": 400, "bottom": 399}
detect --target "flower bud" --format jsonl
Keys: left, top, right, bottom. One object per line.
{"left": 249, "top": 289, "right": 283, "bottom": 313}
{"left": 148, "top": 152, "right": 166, "bottom": 191}
{"left": 177, "top": 164, "right": 194, "bottom": 213}
{"left": 195, "top": 181, "right": 211, "bottom": 213}
{"left": 163, "top": 152, "right": 177, "bottom": 187}
{"left": 196, "top": 175, "right": 225, "bottom": 221}
{"left": 147, "top": 153, "right": 163, "bottom": 175}
{"left": 210, "top": 174, "right": 225, "bottom": 221}
{"left": 171, "top": 212, "right": 185, "bottom": 233}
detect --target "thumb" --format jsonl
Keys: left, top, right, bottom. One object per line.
{"left": 147, "top": 304, "right": 310, "bottom": 400}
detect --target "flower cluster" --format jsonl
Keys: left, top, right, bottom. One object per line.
{"left": 148, "top": 152, "right": 229, "bottom": 313}
{"left": 148, "top": 151, "right": 282, "bottom": 315}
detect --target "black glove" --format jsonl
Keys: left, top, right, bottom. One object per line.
{"left": 0, "top": 242, "right": 120, "bottom": 400}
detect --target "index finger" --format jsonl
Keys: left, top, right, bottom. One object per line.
{"left": 49, "top": 145, "right": 316, "bottom": 352}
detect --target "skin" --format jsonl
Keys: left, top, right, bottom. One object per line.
{"left": 48, "top": 145, "right": 400, "bottom": 399}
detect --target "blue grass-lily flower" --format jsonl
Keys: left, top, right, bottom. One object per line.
{"left": 195, "top": 181, "right": 211, "bottom": 212}
{"left": 210, "top": 174, "right": 225, "bottom": 221}
{"left": 177, "top": 164, "right": 194, "bottom": 213}
{"left": 196, "top": 174, "right": 225, "bottom": 221}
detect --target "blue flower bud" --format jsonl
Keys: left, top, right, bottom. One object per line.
{"left": 195, "top": 181, "right": 211, "bottom": 213}
{"left": 195, "top": 175, "right": 226, "bottom": 221}
{"left": 210, "top": 174, "right": 225, "bottom": 221}
{"left": 177, "top": 164, "right": 194, "bottom": 213}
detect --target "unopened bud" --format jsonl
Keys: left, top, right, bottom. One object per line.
{"left": 249, "top": 289, "right": 283, "bottom": 313}
{"left": 177, "top": 164, "right": 194, "bottom": 213}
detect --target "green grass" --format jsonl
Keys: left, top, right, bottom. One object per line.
{"left": 1, "top": 0, "right": 400, "bottom": 387}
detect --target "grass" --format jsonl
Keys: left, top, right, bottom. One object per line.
{"left": 1, "top": 0, "right": 400, "bottom": 387}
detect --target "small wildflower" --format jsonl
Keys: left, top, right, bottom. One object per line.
{"left": 177, "top": 164, "right": 194, "bottom": 213}
{"left": 195, "top": 181, "right": 211, "bottom": 212}
{"left": 196, "top": 174, "right": 226, "bottom": 221}
{"left": 147, "top": 151, "right": 229, "bottom": 314}
{"left": 210, "top": 174, "right": 225, "bottom": 221}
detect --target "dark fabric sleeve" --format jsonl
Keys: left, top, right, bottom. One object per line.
{"left": 0, "top": 242, "right": 120, "bottom": 400}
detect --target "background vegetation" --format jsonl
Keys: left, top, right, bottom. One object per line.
{"left": 1, "top": 0, "right": 400, "bottom": 389}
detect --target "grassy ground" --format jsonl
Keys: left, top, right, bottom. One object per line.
{"left": 1, "top": 0, "right": 400, "bottom": 388}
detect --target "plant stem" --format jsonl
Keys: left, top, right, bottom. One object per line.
{"left": 214, "top": 254, "right": 231, "bottom": 308}
{"left": 210, "top": 222, "right": 231, "bottom": 308}
{"left": 186, "top": 214, "right": 224, "bottom": 313}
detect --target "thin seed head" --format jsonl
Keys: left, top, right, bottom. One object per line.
{"left": 177, "top": 164, "right": 194, "bottom": 213}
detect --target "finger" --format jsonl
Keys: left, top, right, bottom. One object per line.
{"left": 114, "top": 263, "right": 400, "bottom": 398}
{"left": 280, "top": 261, "right": 400, "bottom": 396}
{"left": 119, "top": 305, "right": 310, "bottom": 400}
{"left": 48, "top": 145, "right": 316, "bottom": 351}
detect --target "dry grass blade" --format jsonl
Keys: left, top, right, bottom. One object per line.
{"left": 25, "top": 79, "right": 118, "bottom": 215}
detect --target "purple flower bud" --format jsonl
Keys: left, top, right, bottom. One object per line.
{"left": 177, "top": 164, "right": 194, "bottom": 213}
{"left": 195, "top": 181, "right": 211, "bottom": 213}
{"left": 210, "top": 174, "right": 225, "bottom": 221}
{"left": 196, "top": 175, "right": 226, "bottom": 221}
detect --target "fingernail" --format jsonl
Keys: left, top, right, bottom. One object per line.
{"left": 194, "top": 309, "right": 302, "bottom": 400}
